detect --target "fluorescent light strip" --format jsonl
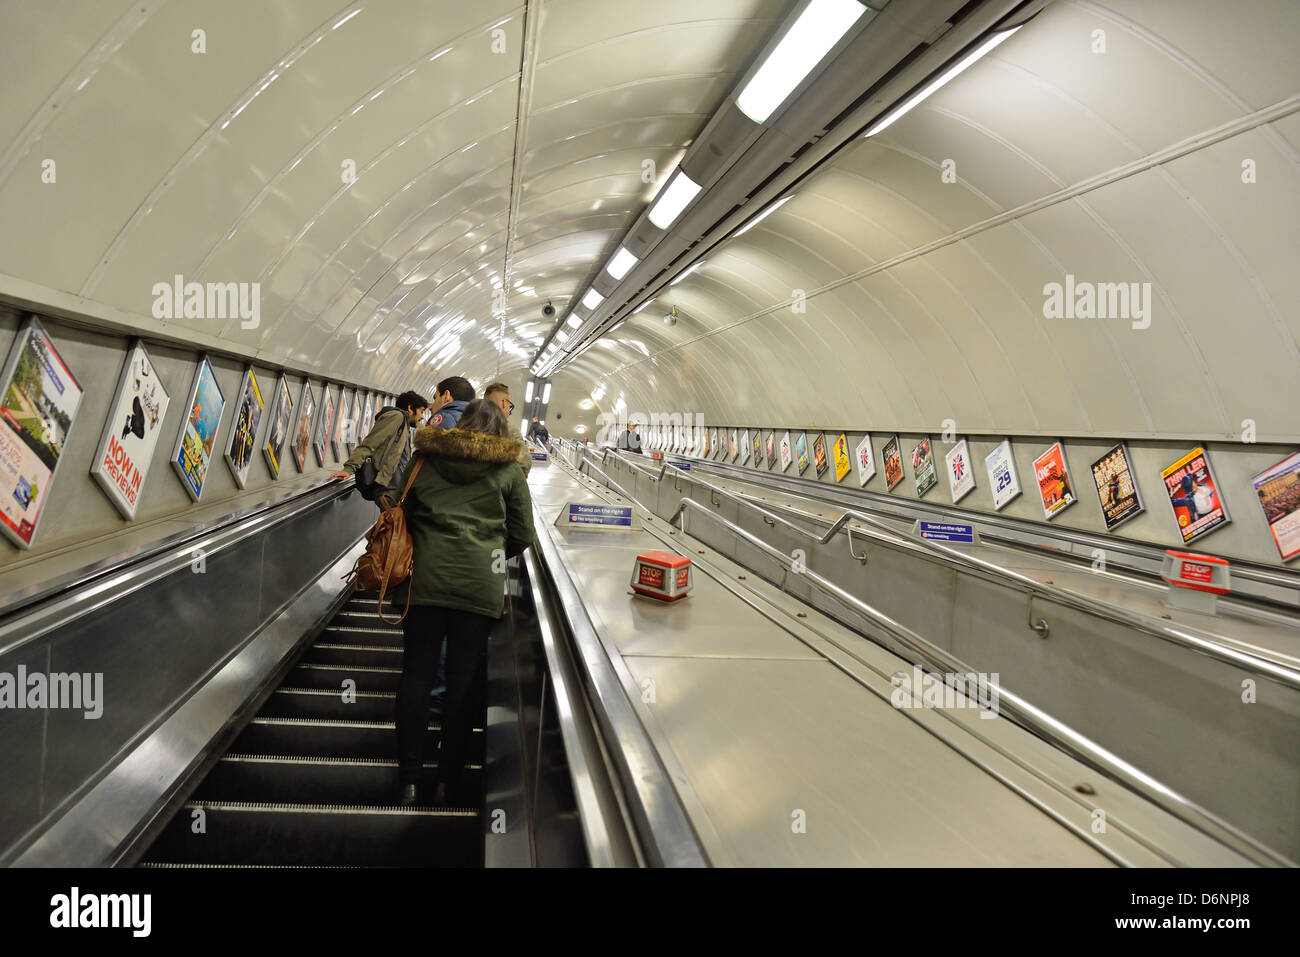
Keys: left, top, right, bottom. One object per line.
{"left": 865, "top": 26, "right": 1021, "bottom": 137}
{"left": 542, "top": 383, "right": 552, "bottom": 403}
{"left": 648, "top": 171, "right": 702, "bottom": 229}
{"left": 735, "top": 195, "right": 794, "bottom": 236}
{"left": 606, "top": 246, "right": 638, "bottom": 279}
{"left": 670, "top": 262, "right": 701, "bottom": 286}
{"left": 581, "top": 288, "right": 604, "bottom": 310}
{"left": 736, "top": 0, "right": 867, "bottom": 123}
{"left": 566, "top": 315, "right": 582, "bottom": 328}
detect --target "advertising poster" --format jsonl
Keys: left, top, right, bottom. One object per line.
{"left": 1251, "top": 451, "right": 1300, "bottom": 561}
{"left": 945, "top": 439, "right": 976, "bottom": 504}
{"left": 360, "top": 392, "right": 375, "bottom": 439}
{"left": 766, "top": 432, "right": 776, "bottom": 470}
{"left": 779, "top": 431, "right": 792, "bottom": 472}
{"left": 91, "top": 342, "right": 170, "bottom": 520}
{"left": 313, "top": 384, "right": 336, "bottom": 467}
{"left": 984, "top": 439, "right": 1021, "bottom": 510}
{"left": 854, "top": 434, "right": 876, "bottom": 486}
{"left": 345, "top": 390, "right": 361, "bottom": 452}
{"left": 753, "top": 430, "right": 763, "bottom": 468}
{"left": 225, "top": 366, "right": 264, "bottom": 489}
{"left": 293, "top": 381, "right": 316, "bottom": 472}
{"left": 740, "top": 429, "right": 751, "bottom": 464}
{"left": 912, "top": 437, "right": 937, "bottom": 497}
{"left": 726, "top": 428, "right": 736, "bottom": 461}
{"left": 1160, "top": 447, "right": 1229, "bottom": 544}
{"left": 333, "top": 387, "right": 352, "bottom": 460}
{"left": 812, "top": 433, "right": 828, "bottom": 478}
{"left": 0, "top": 318, "right": 85, "bottom": 547}
{"left": 882, "top": 435, "right": 903, "bottom": 491}
{"left": 795, "top": 432, "right": 809, "bottom": 475}
{"left": 1033, "top": 442, "right": 1076, "bottom": 519}
{"left": 1091, "top": 443, "right": 1144, "bottom": 531}
{"left": 264, "top": 376, "right": 294, "bottom": 479}
{"left": 833, "top": 433, "right": 851, "bottom": 483}
{"left": 171, "top": 357, "right": 226, "bottom": 502}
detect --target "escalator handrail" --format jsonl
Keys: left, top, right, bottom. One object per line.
{"left": 596, "top": 449, "right": 1300, "bottom": 693}
{"left": 527, "top": 501, "right": 710, "bottom": 867}
{"left": 0, "top": 478, "right": 354, "bottom": 659}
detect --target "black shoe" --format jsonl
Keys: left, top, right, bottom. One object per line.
{"left": 399, "top": 783, "right": 419, "bottom": 807}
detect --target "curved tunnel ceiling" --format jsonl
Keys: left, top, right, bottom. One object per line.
{"left": 0, "top": 0, "right": 1297, "bottom": 444}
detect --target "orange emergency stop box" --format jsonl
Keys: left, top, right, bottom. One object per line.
{"left": 630, "top": 550, "right": 693, "bottom": 602}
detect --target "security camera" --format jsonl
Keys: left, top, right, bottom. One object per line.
{"left": 541, "top": 301, "right": 555, "bottom": 319}
{"left": 663, "top": 311, "right": 677, "bottom": 326}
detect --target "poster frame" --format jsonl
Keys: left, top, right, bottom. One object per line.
{"left": 292, "top": 379, "right": 317, "bottom": 473}
{"left": 812, "top": 432, "right": 829, "bottom": 478}
{"left": 945, "top": 438, "right": 977, "bottom": 504}
{"left": 779, "top": 431, "right": 792, "bottom": 472}
{"left": 0, "top": 316, "right": 86, "bottom": 549}
{"left": 263, "top": 375, "right": 294, "bottom": 479}
{"left": 169, "top": 354, "right": 227, "bottom": 503}
{"left": 1033, "top": 441, "right": 1077, "bottom": 520}
{"left": 912, "top": 436, "right": 937, "bottom": 497}
{"left": 1159, "top": 446, "right": 1230, "bottom": 545}
{"left": 224, "top": 365, "right": 264, "bottom": 490}
{"left": 882, "top": 435, "right": 903, "bottom": 491}
{"left": 313, "top": 382, "right": 336, "bottom": 467}
{"left": 1090, "top": 442, "right": 1145, "bottom": 531}
{"left": 984, "top": 439, "right": 1022, "bottom": 511}
{"left": 795, "top": 432, "right": 809, "bottom": 475}
{"left": 1250, "top": 450, "right": 1300, "bottom": 562}
{"left": 90, "top": 340, "right": 171, "bottom": 520}
{"left": 854, "top": 434, "right": 876, "bottom": 487}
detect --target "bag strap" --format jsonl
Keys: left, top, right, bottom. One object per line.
{"left": 397, "top": 455, "right": 424, "bottom": 505}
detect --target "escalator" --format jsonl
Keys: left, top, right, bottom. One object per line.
{"left": 139, "top": 594, "right": 483, "bottom": 868}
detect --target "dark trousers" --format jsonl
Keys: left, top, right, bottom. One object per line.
{"left": 396, "top": 604, "right": 491, "bottom": 792}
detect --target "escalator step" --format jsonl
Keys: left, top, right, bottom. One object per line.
{"left": 262, "top": 687, "right": 397, "bottom": 722}
{"left": 232, "top": 717, "right": 480, "bottom": 758}
{"left": 143, "top": 802, "right": 480, "bottom": 867}
{"left": 289, "top": 662, "right": 402, "bottom": 693}
{"left": 192, "top": 753, "right": 481, "bottom": 805}
{"left": 319, "top": 625, "right": 405, "bottom": 648}
{"left": 307, "top": 643, "right": 404, "bottom": 668}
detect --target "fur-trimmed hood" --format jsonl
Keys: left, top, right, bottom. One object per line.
{"left": 413, "top": 426, "right": 524, "bottom": 484}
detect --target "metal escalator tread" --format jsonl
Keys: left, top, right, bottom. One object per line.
{"left": 140, "top": 597, "right": 484, "bottom": 868}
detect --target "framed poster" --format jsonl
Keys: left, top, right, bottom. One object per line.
{"left": 292, "top": 381, "right": 316, "bottom": 472}
{"left": 882, "top": 435, "right": 903, "bottom": 491}
{"left": 1160, "top": 447, "right": 1229, "bottom": 544}
{"left": 0, "top": 318, "right": 85, "bottom": 548}
{"left": 91, "top": 342, "right": 170, "bottom": 520}
{"left": 779, "top": 431, "right": 792, "bottom": 471}
{"left": 739, "top": 429, "right": 751, "bottom": 464}
{"left": 1091, "top": 443, "right": 1144, "bottom": 531}
{"left": 726, "top": 428, "right": 737, "bottom": 462}
{"left": 313, "top": 383, "right": 336, "bottom": 467}
{"left": 264, "top": 376, "right": 294, "bottom": 479}
{"left": 812, "top": 433, "right": 828, "bottom": 478}
{"left": 912, "top": 437, "right": 937, "bottom": 497}
{"left": 766, "top": 432, "right": 776, "bottom": 470}
{"left": 225, "top": 366, "right": 264, "bottom": 489}
{"left": 360, "top": 392, "right": 375, "bottom": 438}
{"left": 753, "top": 430, "right": 763, "bottom": 468}
{"left": 1251, "top": 451, "right": 1300, "bottom": 561}
{"left": 833, "top": 433, "right": 851, "bottom": 483}
{"left": 984, "top": 440, "right": 1021, "bottom": 510}
{"left": 1033, "top": 442, "right": 1077, "bottom": 519}
{"left": 345, "top": 390, "right": 361, "bottom": 453}
{"left": 854, "top": 434, "right": 876, "bottom": 486}
{"left": 945, "top": 439, "right": 976, "bottom": 504}
{"left": 171, "top": 356, "right": 226, "bottom": 503}
{"left": 795, "top": 432, "right": 809, "bottom": 475}
{"left": 333, "top": 386, "right": 353, "bottom": 460}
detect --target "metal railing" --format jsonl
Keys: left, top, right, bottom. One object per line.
{"left": 587, "top": 448, "right": 1300, "bottom": 693}
{"left": 663, "top": 493, "right": 1292, "bottom": 867}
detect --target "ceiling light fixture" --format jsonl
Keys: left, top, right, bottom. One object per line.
{"left": 648, "top": 171, "right": 702, "bottom": 229}
{"left": 606, "top": 246, "right": 639, "bottom": 279}
{"left": 735, "top": 195, "right": 794, "bottom": 236}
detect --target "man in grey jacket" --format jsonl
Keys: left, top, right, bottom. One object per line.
{"left": 331, "top": 390, "right": 428, "bottom": 491}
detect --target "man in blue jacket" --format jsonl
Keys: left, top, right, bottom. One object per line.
{"left": 428, "top": 376, "right": 474, "bottom": 429}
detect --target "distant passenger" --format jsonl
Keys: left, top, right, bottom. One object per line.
{"left": 483, "top": 381, "right": 532, "bottom": 476}
{"left": 428, "top": 375, "right": 475, "bottom": 429}
{"left": 617, "top": 422, "right": 642, "bottom": 454}
{"left": 394, "top": 399, "right": 535, "bottom": 807}
{"left": 528, "top": 417, "right": 550, "bottom": 445}
{"left": 331, "top": 390, "right": 427, "bottom": 499}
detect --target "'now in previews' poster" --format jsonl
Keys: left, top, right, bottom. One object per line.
{"left": 92, "top": 342, "right": 170, "bottom": 519}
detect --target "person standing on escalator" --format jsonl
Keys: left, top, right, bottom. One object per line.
{"left": 617, "top": 421, "right": 642, "bottom": 454}
{"left": 393, "top": 399, "right": 535, "bottom": 807}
